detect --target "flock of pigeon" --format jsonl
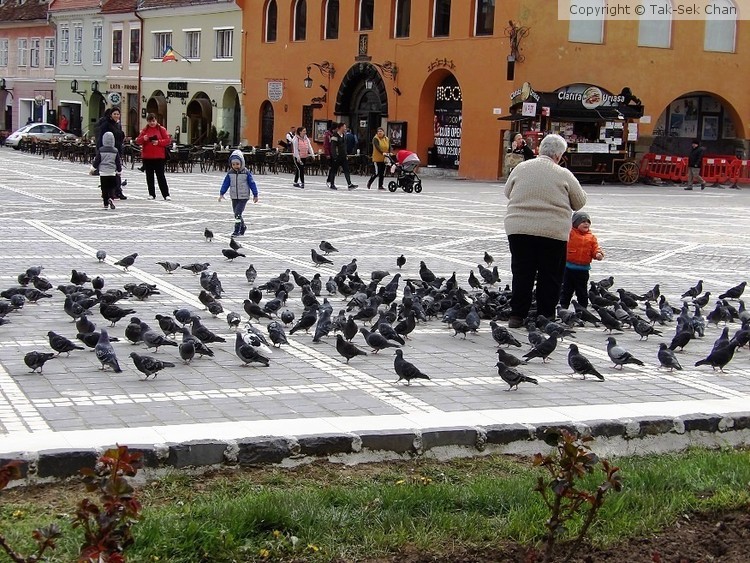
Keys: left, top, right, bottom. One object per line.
{"left": 11, "top": 234, "right": 750, "bottom": 394}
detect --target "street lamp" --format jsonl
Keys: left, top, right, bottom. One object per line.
{"left": 303, "top": 61, "right": 335, "bottom": 88}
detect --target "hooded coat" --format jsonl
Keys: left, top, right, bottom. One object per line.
{"left": 92, "top": 132, "right": 122, "bottom": 176}
{"left": 219, "top": 150, "right": 258, "bottom": 200}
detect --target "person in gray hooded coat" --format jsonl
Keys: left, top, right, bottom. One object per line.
{"left": 218, "top": 150, "right": 259, "bottom": 236}
{"left": 91, "top": 131, "right": 123, "bottom": 209}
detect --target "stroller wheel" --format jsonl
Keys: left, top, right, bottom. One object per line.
{"left": 388, "top": 181, "right": 398, "bottom": 192}
{"left": 414, "top": 181, "right": 423, "bottom": 193}
{"left": 404, "top": 184, "right": 413, "bottom": 193}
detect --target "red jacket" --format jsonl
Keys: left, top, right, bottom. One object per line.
{"left": 136, "top": 124, "right": 171, "bottom": 159}
{"left": 566, "top": 228, "right": 602, "bottom": 266}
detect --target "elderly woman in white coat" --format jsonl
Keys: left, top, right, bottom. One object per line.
{"left": 503, "top": 134, "right": 587, "bottom": 327}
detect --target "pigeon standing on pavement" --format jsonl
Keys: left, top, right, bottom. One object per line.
{"left": 394, "top": 349, "right": 430, "bottom": 385}
{"left": 129, "top": 352, "right": 175, "bottom": 380}
{"left": 204, "top": 228, "right": 214, "bottom": 242}
{"left": 396, "top": 254, "right": 406, "bottom": 269}
{"left": 694, "top": 340, "right": 739, "bottom": 372}
{"left": 360, "top": 327, "right": 400, "bottom": 353}
{"left": 311, "top": 248, "right": 334, "bottom": 266}
{"left": 567, "top": 344, "right": 604, "bottom": 381}
{"left": 95, "top": 329, "right": 122, "bottom": 372}
{"left": 24, "top": 351, "right": 55, "bottom": 374}
{"left": 495, "top": 361, "right": 538, "bottom": 391}
{"left": 606, "top": 336, "right": 644, "bottom": 369}
{"left": 222, "top": 248, "right": 245, "bottom": 261}
{"left": 114, "top": 252, "right": 138, "bottom": 270}
{"left": 657, "top": 343, "right": 683, "bottom": 371}
{"left": 319, "top": 240, "right": 339, "bottom": 254}
{"left": 96, "top": 249, "right": 107, "bottom": 262}
{"left": 335, "top": 334, "right": 368, "bottom": 363}
{"left": 496, "top": 348, "right": 527, "bottom": 367}
{"left": 523, "top": 335, "right": 558, "bottom": 363}
{"left": 719, "top": 281, "right": 747, "bottom": 300}
{"left": 140, "top": 322, "right": 179, "bottom": 352}
{"left": 234, "top": 333, "right": 270, "bottom": 367}
{"left": 157, "top": 261, "right": 181, "bottom": 274}
{"left": 47, "top": 331, "right": 85, "bottom": 356}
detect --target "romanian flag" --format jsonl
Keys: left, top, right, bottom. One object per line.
{"left": 161, "top": 46, "right": 178, "bottom": 62}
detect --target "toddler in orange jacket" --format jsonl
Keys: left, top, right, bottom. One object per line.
{"left": 559, "top": 211, "right": 604, "bottom": 309}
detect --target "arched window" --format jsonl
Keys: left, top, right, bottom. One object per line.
{"left": 325, "top": 0, "right": 339, "bottom": 40}
{"left": 638, "top": 7, "right": 670, "bottom": 48}
{"left": 704, "top": 0, "right": 736, "bottom": 52}
{"left": 265, "top": 0, "right": 277, "bottom": 42}
{"left": 433, "top": 0, "right": 451, "bottom": 37}
{"left": 359, "top": 0, "right": 374, "bottom": 31}
{"left": 294, "top": 0, "right": 307, "bottom": 41}
{"left": 474, "top": 0, "right": 494, "bottom": 36}
{"left": 395, "top": 0, "right": 411, "bottom": 38}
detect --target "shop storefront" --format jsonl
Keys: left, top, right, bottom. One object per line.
{"left": 502, "top": 83, "right": 644, "bottom": 184}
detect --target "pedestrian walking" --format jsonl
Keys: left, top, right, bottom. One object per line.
{"left": 326, "top": 123, "right": 358, "bottom": 191}
{"left": 292, "top": 127, "right": 314, "bottom": 189}
{"left": 218, "top": 149, "right": 259, "bottom": 237}
{"left": 90, "top": 131, "right": 122, "bottom": 210}
{"left": 136, "top": 113, "right": 172, "bottom": 200}
{"left": 367, "top": 127, "right": 391, "bottom": 190}
{"left": 684, "top": 138, "right": 706, "bottom": 190}
{"left": 95, "top": 107, "right": 127, "bottom": 200}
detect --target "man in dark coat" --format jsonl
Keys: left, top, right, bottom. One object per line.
{"left": 684, "top": 138, "right": 706, "bottom": 191}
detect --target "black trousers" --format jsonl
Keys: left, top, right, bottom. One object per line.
{"left": 293, "top": 159, "right": 306, "bottom": 185}
{"left": 326, "top": 156, "right": 353, "bottom": 186}
{"left": 143, "top": 158, "right": 170, "bottom": 198}
{"left": 559, "top": 267, "right": 590, "bottom": 308}
{"left": 100, "top": 176, "right": 117, "bottom": 206}
{"left": 507, "top": 234, "right": 567, "bottom": 320}
{"left": 368, "top": 161, "right": 387, "bottom": 188}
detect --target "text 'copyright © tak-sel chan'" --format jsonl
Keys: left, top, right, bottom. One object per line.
{"left": 558, "top": 1, "right": 744, "bottom": 20}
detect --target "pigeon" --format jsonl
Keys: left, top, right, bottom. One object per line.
{"left": 173, "top": 308, "right": 193, "bottom": 326}
{"left": 229, "top": 237, "right": 242, "bottom": 251}
{"left": 245, "top": 264, "right": 258, "bottom": 284}
{"left": 360, "top": 327, "right": 400, "bottom": 353}
{"left": 77, "top": 331, "right": 120, "bottom": 349}
{"left": 180, "top": 327, "right": 213, "bottom": 359}
{"left": 376, "top": 321, "right": 406, "bottom": 346}
{"left": 396, "top": 254, "right": 406, "bottom": 269}
{"left": 289, "top": 309, "right": 317, "bottom": 334}
{"left": 719, "top": 281, "right": 747, "bottom": 300}
{"left": 394, "top": 349, "right": 430, "bottom": 385}
{"left": 100, "top": 302, "right": 136, "bottom": 327}
{"left": 483, "top": 251, "right": 494, "bottom": 267}
{"left": 595, "top": 307, "right": 624, "bottom": 333}
{"left": 319, "top": 240, "right": 339, "bottom": 254}
{"left": 182, "top": 262, "right": 210, "bottom": 275}
{"left": 310, "top": 250, "right": 337, "bottom": 270}
{"left": 669, "top": 329, "right": 693, "bottom": 351}
{"left": 681, "top": 280, "right": 703, "bottom": 299}
{"left": 495, "top": 361, "right": 538, "bottom": 391}
{"left": 222, "top": 248, "right": 245, "bottom": 261}
{"left": 32, "top": 276, "right": 53, "bottom": 291}
{"left": 596, "top": 276, "right": 615, "bottom": 290}
{"left": 451, "top": 320, "right": 470, "bottom": 338}
{"left": 95, "top": 329, "right": 122, "bottom": 372}
{"left": 95, "top": 249, "right": 107, "bottom": 262}
{"left": 280, "top": 309, "right": 295, "bottom": 326}
{"left": 204, "top": 228, "right": 214, "bottom": 242}
{"left": 244, "top": 299, "right": 273, "bottom": 322}
{"left": 606, "top": 336, "right": 644, "bottom": 369}
{"left": 226, "top": 311, "right": 242, "bottom": 330}
{"left": 335, "top": 334, "right": 367, "bottom": 363}
{"left": 140, "top": 321, "right": 178, "bottom": 352}
{"left": 47, "top": 331, "right": 85, "bottom": 356}
{"left": 692, "top": 292, "right": 712, "bottom": 308}
{"left": 155, "top": 314, "right": 181, "bottom": 338}
{"left": 634, "top": 317, "right": 662, "bottom": 340}
{"left": 129, "top": 352, "right": 175, "bottom": 379}
{"left": 266, "top": 321, "right": 289, "bottom": 347}
{"left": 76, "top": 314, "right": 96, "bottom": 334}
{"left": 24, "top": 351, "right": 55, "bottom": 374}
{"left": 523, "top": 335, "right": 558, "bottom": 363}
{"left": 418, "top": 261, "right": 436, "bottom": 284}
{"left": 71, "top": 269, "right": 91, "bottom": 285}
{"left": 114, "top": 252, "right": 138, "bottom": 270}
{"left": 190, "top": 316, "right": 226, "bottom": 344}
{"left": 657, "top": 343, "right": 683, "bottom": 371}
{"left": 157, "top": 261, "right": 181, "bottom": 274}
{"left": 567, "top": 344, "right": 604, "bottom": 381}
{"left": 695, "top": 340, "right": 739, "bottom": 372}
{"left": 234, "top": 333, "right": 270, "bottom": 366}
{"left": 496, "top": 348, "right": 527, "bottom": 367}
{"left": 178, "top": 338, "right": 196, "bottom": 364}
{"left": 91, "top": 276, "right": 104, "bottom": 291}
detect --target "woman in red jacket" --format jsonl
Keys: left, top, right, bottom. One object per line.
{"left": 136, "top": 113, "right": 172, "bottom": 200}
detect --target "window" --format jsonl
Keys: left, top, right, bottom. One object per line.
{"left": 325, "top": 0, "right": 339, "bottom": 39}
{"left": 293, "top": 0, "right": 306, "bottom": 41}
{"left": 44, "top": 37, "right": 55, "bottom": 67}
{"left": 359, "top": 0, "right": 374, "bottom": 30}
{"left": 29, "top": 38, "right": 40, "bottom": 67}
{"left": 129, "top": 28, "right": 140, "bottom": 64}
{"left": 184, "top": 30, "right": 200, "bottom": 59}
{"left": 73, "top": 23, "right": 83, "bottom": 64}
{"left": 93, "top": 22, "right": 102, "bottom": 64}
{"left": 569, "top": 19, "right": 603, "bottom": 43}
{"left": 18, "top": 39, "right": 28, "bottom": 67}
{"left": 59, "top": 24, "right": 69, "bottom": 64}
{"left": 433, "top": 0, "right": 451, "bottom": 37}
{"left": 474, "top": 0, "right": 494, "bottom": 35}
{"left": 704, "top": 0, "right": 736, "bottom": 52}
{"left": 265, "top": 0, "right": 277, "bottom": 42}
{"left": 638, "top": 8, "right": 670, "bottom": 47}
{"left": 215, "top": 28, "right": 233, "bottom": 58}
{"left": 153, "top": 31, "right": 172, "bottom": 59}
{"left": 112, "top": 29, "right": 122, "bottom": 65}
{"left": 0, "top": 39, "right": 7, "bottom": 67}
{"left": 395, "top": 0, "right": 410, "bottom": 38}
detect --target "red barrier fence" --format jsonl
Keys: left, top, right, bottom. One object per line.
{"left": 640, "top": 153, "right": 745, "bottom": 188}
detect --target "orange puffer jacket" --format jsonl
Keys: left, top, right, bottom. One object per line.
{"left": 566, "top": 228, "right": 602, "bottom": 266}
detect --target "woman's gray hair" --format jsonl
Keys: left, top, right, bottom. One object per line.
{"left": 539, "top": 134, "right": 568, "bottom": 159}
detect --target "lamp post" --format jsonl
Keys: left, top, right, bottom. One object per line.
{"left": 303, "top": 61, "right": 335, "bottom": 89}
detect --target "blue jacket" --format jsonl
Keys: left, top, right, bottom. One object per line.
{"left": 219, "top": 150, "right": 258, "bottom": 199}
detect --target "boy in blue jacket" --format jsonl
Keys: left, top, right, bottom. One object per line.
{"left": 218, "top": 150, "right": 259, "bottom": 236}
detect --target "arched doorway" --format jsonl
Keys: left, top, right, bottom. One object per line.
{"left": 90, "top": 91, "right": 106, "bottom": 136}
{"left": 335, "top": 63, "right": 389, "bottom": 150}
{"left": 145, "top": 91, "right": 168, "bottom": 127}
{"left": 260, "top": 101, "right": 274, "bottom": 148}
{"left": 652, "top": 92, "right": 743, "bottom": 157}
{"left": 432, "top": 74, "right": 462, "bottom": 169}
{"left": 186, "top": 93, "right": 213, "bottom": 145}
{"left": 217, "top": 87, "right": 241, "bottom": 145}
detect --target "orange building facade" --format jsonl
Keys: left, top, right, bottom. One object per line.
{"left": 238, "top": 1, "right": 748, "bottom": 181}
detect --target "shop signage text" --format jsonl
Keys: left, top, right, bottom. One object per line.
{"left": 108, "top": 84, "right": 138, "bottom": 91}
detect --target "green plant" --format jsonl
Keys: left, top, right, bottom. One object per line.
{"left": 217, "top": 130, "right": 230, "bottom": 143}
{"left": 533, "top": 429, "right": 622, "bottom": 563}
{"left": 74, "top": 445, "right": 143, "bottom": 562}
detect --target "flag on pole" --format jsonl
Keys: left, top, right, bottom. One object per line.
{"left": 161, "top": 46, "right": 178, "bottom": 62}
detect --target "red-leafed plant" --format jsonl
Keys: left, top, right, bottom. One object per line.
{"left": 533, "top": 429, "right": 622, "bottom": 563}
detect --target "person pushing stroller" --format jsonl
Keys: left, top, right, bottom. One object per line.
{"left": 385, "top": 149, "right": 423, "bottom": 193}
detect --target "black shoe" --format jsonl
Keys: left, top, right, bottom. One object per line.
{"left": 293, "top": 182, "right": 300, "bottom": 188}
{"left": 378, "top": 186, "right": 386, "bottom": 190}
{"left": 367, "top": 180, "right": 373, "bottom": 189}
{"left": 348, "top": 184, "right": 358, "bottom": 190}
{"left": 108, "top": 198, "right": 116, "bottom": 210}
{"left": 684, "top": 187, "right": 693, "bottom": 191}
{"left": 328, "top": 182, "right": 338, "bottom": 190}
{"left": 119, "top": 194, "right": 128, "bottom": 200}
{"left": 701, "top": 184, "right": 706, "bottom": 190}
{"left": 508, "top": 316, "right": 524, "bottom": 329}
{"left": 240, "top": 225, "right": 247, "bottom": 235}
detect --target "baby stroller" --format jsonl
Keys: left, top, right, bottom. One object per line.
{"left": 385, "top": 151, "right": 423, "bottom": 193}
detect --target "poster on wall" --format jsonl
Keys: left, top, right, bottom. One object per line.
{"left": 387, "top": 121, "right": 407, "bottom": 149}
{"left": 723, "top": 115, "right": 736, "bottom": 139}
{"left": 702, "top": 116, "right": 719, "bottom": 141}
{"left": 433, "top": 108, "right": 462, "bottom": 169}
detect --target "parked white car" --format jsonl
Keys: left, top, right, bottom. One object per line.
{"left": 5, "top": 123, "right": 78, "bottom": 149}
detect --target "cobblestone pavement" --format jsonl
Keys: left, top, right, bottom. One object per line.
{"left": 0, "top": 147, "right": 748, "bottom": 458}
